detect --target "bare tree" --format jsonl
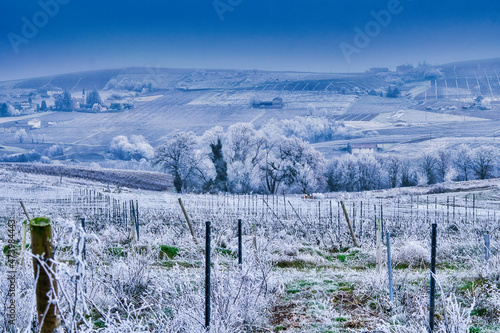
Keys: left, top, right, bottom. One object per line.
{"left": 419, "top": 151, "right": 438, "bottom": 185}
{"left": 152, "top": 132, "right": 201, "bottom": 192}
{"left": 471, "top": 146, "right": 497, "bottom": 180}
{"left": 383, "top": 155, "right": 401, "bottom": 188}
{"left": 260, "top": 136, "right": 324, "bottom": 194}
{"left": 15, "top": 129, "right": 28, "bottom": 143}
{"left": 454, "top": 144, "right": 473, "bottom": 181}
{"left": 436, "top": 150, "right": 452, "bottom": 182}
{"left": 400, "top": 158, "right": 417, "bottom": 187}
{"left": 357, "top": 153, "right": 382, "bottom": 191}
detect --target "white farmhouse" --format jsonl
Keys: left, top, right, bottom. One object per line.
{"left": 28, "top": 119, "right": 41, "bottom": 129}
{"left": 349, "top": 143, "right": 379, "bottom": 154}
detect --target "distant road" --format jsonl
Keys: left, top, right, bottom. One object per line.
{"left": 250, "top": 110, "right": 265, "bottom": 124}
{"left": 0, "top": 112, "right": 54, "bottom": 124}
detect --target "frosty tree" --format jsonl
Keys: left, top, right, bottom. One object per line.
{"left": 86, "top": 90, "right": 102, "bottom": 107}
{"left": 153, "top": 132, "right": 202, "bottom": 192}
{"left": 454, "top": 144, "right": 473, "bottom": 181}
{"left": 15, "top": 129, "right": 28, "bottom": 143}
{"left": 419, "top": 151, "right": 439, "bottom": 185}
{"left": 223, "top": 123, "right": 266, "bottom": 192}
{"left": 109, "top": 135, "right": 154, "bottom": 161}
{"left": 0, "top": 103, "right": 6, "bottom": 116}
{"left": 54, "top": 90, "right": 73, "bottom": 110}
{"left": 472, "top": 146, "right": 497, "bottom": 180}
{"left": 40, "top": 100, "right": 48, "bottom": 111}
{"left": 260, "top": 136, "right": 324, "bottom": 194}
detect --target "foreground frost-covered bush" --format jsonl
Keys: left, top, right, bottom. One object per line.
{"left": 393, "top": 241, "right": 430, "bottom": 268}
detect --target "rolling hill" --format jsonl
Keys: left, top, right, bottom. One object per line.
{"left": 0, "top": 59, "right": 500, "bottom": 165}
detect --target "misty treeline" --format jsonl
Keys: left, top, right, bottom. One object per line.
{"left": 326, "top": 145, "right": 498, "bottom": 192}
{"left": 151, "top": 122, "right": 499, "bottom": 194}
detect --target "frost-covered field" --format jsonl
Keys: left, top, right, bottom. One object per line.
{"left": 1, "top": 170, "right": 500, "bottom": 332}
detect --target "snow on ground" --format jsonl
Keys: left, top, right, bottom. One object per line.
{"left": 372, "top": 109, "right": 487, "bottom": 124}
{"left": 134, "top": 95, "right": 164, "bottom": 102}
{"left": 0, "top": 169, "right": 499, "bottom": 331}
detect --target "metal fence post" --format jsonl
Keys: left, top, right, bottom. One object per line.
{"left": 205, "top": 221, "right": 211, "bottom": 331}
{"left": 429, "top": 223, "right": 437, "bottom": 333}
{"left": 81, "top": 218, "right": 86, "bottom": 261}
{"left": 238, "top": 219, "right": 242, "bottom": 266}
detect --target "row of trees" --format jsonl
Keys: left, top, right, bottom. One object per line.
{"left": 263, "top": 117, "right": 357, "bottom": 143}
{"left": 54, "top": 89, "right": 103, "bottom": 111}
{"left": 325, "top": 145, "right": 498, "bottom": 193}
{"left": 152, "top": 123, "right": 499, "bottom": 194}
{"left": 0, "top": 103, "right": 21, "bottom": 116}
{"left": 153, "top": 124, "right": 324, "bottom": 193}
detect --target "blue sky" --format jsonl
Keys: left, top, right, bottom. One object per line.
{"left": 1, "top": 0, "right": 499, "bottom": 80}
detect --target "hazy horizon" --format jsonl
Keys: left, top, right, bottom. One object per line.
{"left": 1, "top": 0, "right": 500, "bottom": 81}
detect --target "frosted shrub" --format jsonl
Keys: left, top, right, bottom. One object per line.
{"left": 441, "top": 294, "right": 474, "bottom": 333}
{"left": 394, "top": 241, "right": 430, "bottom": 268}
{"left": 109, "top": 135, "right": 154, "bottom": 161}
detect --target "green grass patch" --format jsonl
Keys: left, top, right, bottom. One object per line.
{"left": 286, "top": 289, "right": 300, "bottom": 294}
{"left": 316, "top": 250, "right": 335, "bottom": 261}
{"left": 107, "top": 247, "right": 125, "bottom": 257}
{"left": 159, "top": 245, "right": 179, "bottom": 259}
{"left": 94, "top": 319, "right": 106, "bottom": 329}
{"left": 3, "top": 243, "right": 29, "bottom": 255}
{"left": 327, "top": 247, "right": 351, "bottom": 253}
{"left": 160, "top": 260, "right": 201, "bottom": 268}
{"left": 351, "top": 265, "right": 371, "bottom": 271}
{"left": 60, "top": 246, "right": 72, "bottom": 253}
{"left": 438, "top": 262, "right": 469, "bottom": 270}
{"left": 297, "top": 280, "right": 317, "bottom": 288}
{"left": 216, "top": 247, "right": 235, "bottom": 257}
{"left": 394, "top": 262, "right": 411, "bottom": 270}
{"left": 460, "top": 278, "right": 487, "bottom": 292}
{"left": 276, "top": 259, "right": 315, "bottom": 269}
{"left": 163, "top": 307, "right": 174, "bottom": 318}
{"left": 470, "top": 307, "right": 488, "bottom": 317}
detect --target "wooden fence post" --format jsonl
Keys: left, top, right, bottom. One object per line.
{"left": 386, "top": 232, "right": 394, "bottom": 305}
{"left": 341, "top": 201, "right": 358, "bottom": 247}
{"left": 30, "top": 217, "right": 60, "bottom": 333}
{"left": 20, "top": 201, "right": 31, "bottom": 266}
{"left": 178, "top": 198, "right": 198, "bottom": 245}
